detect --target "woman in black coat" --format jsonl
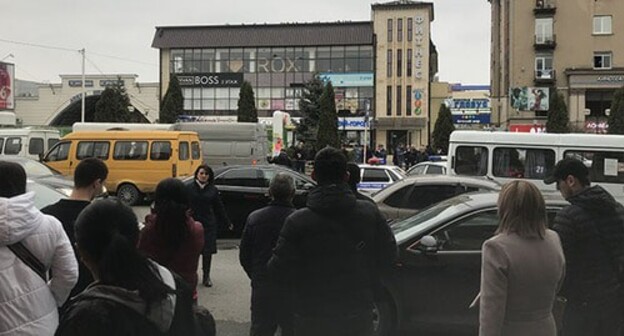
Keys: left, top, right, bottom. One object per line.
{"left": 186, "top": 164, "right": 230, "bottom": 287}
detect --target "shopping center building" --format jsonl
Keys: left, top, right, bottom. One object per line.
{"left": 152, "top": 0, "right": 437, "bottom": 149}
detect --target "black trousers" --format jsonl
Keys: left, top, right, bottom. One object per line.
{"left": 293, "top": 311, "right": 374, "bottom": 336}
{"left": 202, "top": 253, "right": 212, "bottom": 281}
{"left": 562, "top": 297, "right": 624, "bottom": 336}
{"left": 250, "top": 286, "right": 294, "bottom": 336}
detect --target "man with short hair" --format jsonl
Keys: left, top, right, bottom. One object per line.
{"left": 42, "top": 157, "right": 108, "bottom": 298}
{"left": 346, "top": 162, "right": 374, "bottom": 204}
{"left": 268, "top": 147, "right": 397, "bottom": 336}
{"left": 240, "top": 173, "right": 296, "bottom": 336}
{"left": 544, "top": 157, "right": 624, "bottom": 336}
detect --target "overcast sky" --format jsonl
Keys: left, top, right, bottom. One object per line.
{"left": 3, "top": 0, "right": 490, "bottom": 85}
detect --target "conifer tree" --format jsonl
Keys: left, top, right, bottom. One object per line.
{"left": 317, "top": 82, "right": 340, "bottom": 149}
{"left": 546, "top": 90, "right": 570, "bottom": 133}
{"left": 607, "top": 85, "right": 624, "bottom": 135}
{"left": 237, "top": 81, "right": 258, "bottom": 122}
{"left": 431, "top": 104, "right": 455, "bottom": 154}
{"left": 94, "top": 79, "right": 131, "bottom": 122}
{"left": 160, "top": 75, "right": 183, "bottom": 123}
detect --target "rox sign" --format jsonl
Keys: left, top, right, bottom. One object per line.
{"left": 178, "top": 73, "right": 244, "bottom": 87}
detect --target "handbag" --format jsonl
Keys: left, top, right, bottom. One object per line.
{"left": 7, "top": 241, "right": 47, "bottom": 282}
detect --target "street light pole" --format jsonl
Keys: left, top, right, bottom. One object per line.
{"left": 80, "top": 48, "right": 86, "bottom": 123}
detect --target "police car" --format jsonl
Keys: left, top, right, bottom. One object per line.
{"left": 358, "top": 164, "right": 406, "bottom": 195}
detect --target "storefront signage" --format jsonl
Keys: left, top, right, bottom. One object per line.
{"left": 452, "top": 113, "right": 491, "bottom": 125}
{"left": 337, "top": 117, "right": 370, "bottom": 130}
{"left": 99, "top": 79, "right": 125, "bottom": 87}
{"left": 178, "top": 73, "right": 243, "bottom": 87}
{"left": 597, "top": 75, "right": 624, "bottom": 83}
{"left": 509, "top": 124, "right": 546, "bottom": 133}
{"left": 0, "top": 62, "right": 15, "bottom": 110}
{"left": 413, "top": 89, "right": 424, "bottom": 115}
{"left": 414, "top": 14, "right": 426, "bottom": 80}
{"left": 585, "top": 120, "right": 609, "bottom": 133}
{"left": 319, "top": 73, "right": 374, "bottom": 87}
{"left": 450, "top": 99, "right": 489, "bottom": 110}
{"left": 68, "top": 80, "right": 94, "bottom": 87}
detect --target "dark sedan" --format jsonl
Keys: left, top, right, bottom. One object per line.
{"left": 190, "top": 165, "right": 316, "bottom": 237}
{"left": 374, "top": 192, "right": 568, "bottom": 336}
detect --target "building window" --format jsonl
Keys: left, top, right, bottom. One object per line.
{"left": 397, "top": 85, "right": 402, "bottom": 116}
{"left": 535, "top": 18, "right": 554, "bottom": 44}
{"left": 594, "top": 52, "right": 612, "bottom": 69}
{"left": 387, "top": 19, "right": 393, "bottom": 42}
{"left": 406, "top": 85, "right": 412, "bottom": 116}
{"left": 397, "top": 18, "right": 403, "bottom": 42}
{"left": 535, "top": 54, "right": 553, "bottom": 79}
{"left": 407, "top": 49, "right": 413, "bottom": 77}
{"left": 593, "top": 16, "right": 612, "bottom": 35}
{"left": 387, "top": 50, "right": 393, "bottom": 77}
{"left": 407, "top": 18, "right": 413, "bottom": 41}
{"left": 387, "top": 86, "right": 392, "bottom": 116}
{"left": 397, "top": 49, "right": 403, "bottom": 77}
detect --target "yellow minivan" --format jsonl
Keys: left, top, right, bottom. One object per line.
{"left": 43, "top": 130, "right": 202, "bottom": 205}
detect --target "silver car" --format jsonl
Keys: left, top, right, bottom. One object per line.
{"left": 406, "top": 161, "right": 447, "bottom": 176}
{"left": 373, "top": 175, "right": 501, "bottom": 222}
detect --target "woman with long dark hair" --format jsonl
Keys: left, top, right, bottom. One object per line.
{"left": 55, "top": 200, "right": 196, "bottom": 336}
{"left": 186, "top": 164, "right": 230, "bottom": 287}
{"left": 138, "top": 178, "right": 204, "bottom": 300}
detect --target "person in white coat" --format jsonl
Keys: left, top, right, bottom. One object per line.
{"left": 0, "top": 161, "right": 78, "bottom": 336}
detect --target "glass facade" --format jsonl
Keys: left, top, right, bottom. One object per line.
{"left": 170, "top": 45, "right": 374, "bottom": 117}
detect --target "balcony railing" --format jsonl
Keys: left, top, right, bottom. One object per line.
{"left": 534, "top": 0, "right": 556, "bottom": 15}
{"left": 535, "top": 69, "right": 556, "bottom": 83}
{"left": 534, "top": 34, "right": 557, "bottom": 50}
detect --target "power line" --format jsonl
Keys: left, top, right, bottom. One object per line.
{"left": 0, "top": 37, "right": 78, "bottom": 53}
{"left": 89, "top": 51, "right": 158, "bottom": 67}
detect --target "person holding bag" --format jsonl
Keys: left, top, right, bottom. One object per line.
{"left": 478, "top": 180, "right": 565, "bottom": 336}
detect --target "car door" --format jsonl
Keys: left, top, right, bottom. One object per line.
{"left": 214, "top": 167, "right": 264, "bottom": 235}
{"left": 395, "top": 184, "right": 460, "bottom": 220}
{"left": 377, "top": 185, "right": 413, "bottom": 221}
{"left": 43, "top": 141, "right": 72, "bottom": 175}
{"left": 397, "top": 209, "right": 499, "bottom": 333}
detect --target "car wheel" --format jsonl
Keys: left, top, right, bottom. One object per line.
{"left": 117, "top": 183, "right": 141, "bottom": 206}
{"left": 373, "top": 294, "right": 397, "bottom": 336}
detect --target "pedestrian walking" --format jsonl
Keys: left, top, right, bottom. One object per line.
{"left": 0, "top": 161, "right": 78, "bottom": 336}
{"left": 544, "top": 157, "right": 624, "bottom": 336}
{"left": 477, "top": 180, "right": 565, "bottom": 336}
{"left": 240, "top": 173, "right": 296, "bottom": 336}
{"left": 294, "top": 142, "right": 306, "bottom": 173}
{"left": 186, "top": 164, "right": 231, "bottom": 288}
{"left": 138, "top": 178, "right": 204, "bottom": 301}
{"left": 42, "top": 157, "right": 108, "bottom": 301}
{"left": 55, "top": 200, "right": 197, "bottom": 336}
{"left": 268, "top": 147, "right": 397, "bottom": 336}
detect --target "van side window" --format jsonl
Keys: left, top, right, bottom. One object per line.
{"left": 150, "top": 141, "right": 172, "bottom": 161}
{"left": 191, "top": 142, "right": 201, "bottom": 160}
{"left": 0, "top": 138, "right": 4, "bottom": 154}
{"left": 77, "top": 141, "right": 110, "bottom": 160}
{"left": 113, "top": 141, "right": 148, "bottom": 160}
{"left": 179, "top": 142, "right": 190, "bottom": 160}
{"left": 565, "top": 150, "right": 624, "bottom": 184}
{"left": 46, "top": 142, "right": 71, "bottom": 162}
{"left": 29, "top": 138, "right": 44, "bottom": 155}
{"left": 455, "top": 146, "right": 488, "bottom": 176}
{"left": 48, "top": 138, "right": 59, "bottom": 149}
{"left": 493, "top": 148, "right": 555, "bottom": 179}
{"left": 5, "top": 137, "right": 22, "bottom": 155}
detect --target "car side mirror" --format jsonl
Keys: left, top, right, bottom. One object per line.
{"left": 418, "top": 235, "right": 439, "bottom": 254}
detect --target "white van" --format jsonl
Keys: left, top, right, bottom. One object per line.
{"left": 448, "top": 130, "right": 624, "bottom": 203}
{"left": 0, "top": 128, "right": 61, "bottom": 160}
{"left": 171, "top": 122, "right": 269, "bottom": 166}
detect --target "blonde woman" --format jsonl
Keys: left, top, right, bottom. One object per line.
{"left": 479, "top": 181, "right": 565, "bottom": 336}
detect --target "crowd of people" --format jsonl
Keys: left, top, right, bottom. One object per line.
{"left": 1, "top": 147, "right": 624, "bottom": 336}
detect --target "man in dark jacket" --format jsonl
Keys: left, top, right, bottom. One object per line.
{"left": 544, "top": 157, "right": 624, "bottom": 336}
{"left": 271, "top": 149, "right": 293, "bottom": 168}
{"left": 240, "top": 173, "right": 296, "bottom": 336}
{"left": 268, "top": 147, "right": 397, "bottom": 336}
{"left": 42, "top": 158, "right": 108, "bottom": 301}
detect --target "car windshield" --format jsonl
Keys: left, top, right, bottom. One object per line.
{"left": 392, "top": 195, "right": 473, "bottom": 240}
{"left": 20, "top": 159, "right": 57, "bottom": 177}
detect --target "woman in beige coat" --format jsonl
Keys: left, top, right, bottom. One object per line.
{"left": 479, "top": 180, "right": 565, "bottom": 336}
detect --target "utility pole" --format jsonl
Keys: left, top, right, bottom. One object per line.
{"left": 80, "top": 48, "right": 86, "bottom": 122}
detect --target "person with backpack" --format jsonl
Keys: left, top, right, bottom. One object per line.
{"left": 0, "top": 161, "right": 78, "bottom": 335}
{"left": 55, "top": 200, "right": 197, "bottom": 336}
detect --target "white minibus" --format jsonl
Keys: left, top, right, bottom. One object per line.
{"left": 448, "top": 131, "right": 624, "bottom": 203}
{"left": 0, "top": 128, "right": 60, "bottom": 160}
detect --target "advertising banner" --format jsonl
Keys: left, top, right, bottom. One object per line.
{"left": 509, "top": 87, "right": 549, "bottom": 111}
{"left": 319, "top": 73, "right": 374, "bottom": 87}
{"left": 509, "top": 124, "right": 547, "bottom": 133}
{"left": 272, "top": 111, "right": 290, "bottom": 157}
{"left": 0, "top": 62, "right": 15, "bottom": 110}
{"left": 337, "top": 117, "right": 370, "bottom": 130}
